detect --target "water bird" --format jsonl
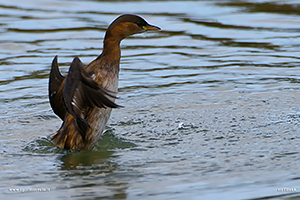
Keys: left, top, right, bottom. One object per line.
{"left": 49, "top": 14, "right": 160, "bottom": 150}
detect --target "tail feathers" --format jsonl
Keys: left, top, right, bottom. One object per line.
{"left": 52, "top": 115, "right": 90, "bottom": 150}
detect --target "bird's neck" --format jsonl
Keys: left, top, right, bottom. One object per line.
{"left": 100, "top": 33, "right": 122, "bottom": 61}
{"left": 86, "top": 35, "right": 122, "bottom": 75}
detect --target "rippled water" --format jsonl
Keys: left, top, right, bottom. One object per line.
{"left": 1, "top": 0, "right": 300, "bottom": 199}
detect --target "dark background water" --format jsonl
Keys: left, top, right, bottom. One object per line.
{"left": 1, "top": 0, "right": 300, "bottom": 199}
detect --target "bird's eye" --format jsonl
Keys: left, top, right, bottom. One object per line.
{"left": 136, "top": 21, "right": 143, "bottom": 27}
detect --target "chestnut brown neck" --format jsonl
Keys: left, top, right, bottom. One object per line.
{"left": 99, "top": 26, "right": 125, "bottom": 63}
{"left": 101, "top": 39, "right": 121, "bottom": 59}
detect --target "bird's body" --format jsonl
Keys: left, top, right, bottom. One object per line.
{"left": 49, "top": 14, "right": 160, "bottom": 150}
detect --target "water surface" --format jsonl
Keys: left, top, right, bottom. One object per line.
{"left": 1, "top": 0, "right": 300, "bottom": 199}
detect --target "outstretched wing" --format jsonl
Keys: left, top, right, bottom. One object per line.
{"left": 63, "top": 57, "right": 120, "bottom": 134}
{"left": 49, "top": 56, "right": 67, "bottom": 121}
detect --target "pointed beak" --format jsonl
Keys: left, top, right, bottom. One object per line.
{"left": 143, "top": 24, "right": 161, "bottom": 31}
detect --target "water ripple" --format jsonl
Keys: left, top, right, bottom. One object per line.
{"left": 1, "top": 1, "right": 300, "bottom": 199}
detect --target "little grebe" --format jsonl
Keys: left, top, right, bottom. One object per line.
{"left": 49, "top": 14, "right": 160, "bottom": 150}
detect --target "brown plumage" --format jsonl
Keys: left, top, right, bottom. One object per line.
{"left": 49, "top": 14, "right": 160, "bottom": 150}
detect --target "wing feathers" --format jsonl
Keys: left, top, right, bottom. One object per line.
{"left": 63, "top": 57, "right": 120, "bottom": 136}
{"left": 48, "top": 56, "right": 66, "bottom": 120}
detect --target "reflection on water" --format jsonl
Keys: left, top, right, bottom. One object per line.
{"left": 57, "top": 149, "right": 128, "bottom": 199}
{"left": 1, "top": 0, "right": 300, "bottom": 199}
{"left": 60, "top": 150, "right": 115, "bottom": 170}
{"left": 56, "top": 132, "right": 136, "bottom": 199}
{"left": 218, "top": 2, "right": 300, "bottom": 15}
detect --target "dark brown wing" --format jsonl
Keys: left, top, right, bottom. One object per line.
{"left": 63, "top": 57, "right": 120, "bottom": 134}
{"left": 49, "top": 56, "right": 67, "bottom": 121}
